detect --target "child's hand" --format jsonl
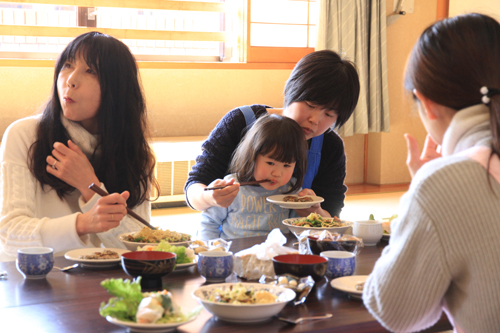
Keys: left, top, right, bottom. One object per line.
{"left": 207, "top": 178, "right": 240, "bottom": 208}
{"left": 293, "top": 188, "right": 331, "bottom": 217}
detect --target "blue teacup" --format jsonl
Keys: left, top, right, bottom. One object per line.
{"left": 16, "top": 247, "right": 54, "bottom": 279}
{"left": 320, "top": 250, "right": 356, "bottom": 279}
{"left": 198, "top": 251, "right": 234, "bottom": 282}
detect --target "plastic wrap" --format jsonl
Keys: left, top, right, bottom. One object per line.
{"left": 233, "top": 229, "right": 298, "bottom": 280}
{"left": 259, "top": 273, "right": 315, "bottom": 305}
{"left": 294, "top": 229, "right": 364, "bottom": 255}
{"left": 189, "top": 238, "right": 232, "bottom": 254}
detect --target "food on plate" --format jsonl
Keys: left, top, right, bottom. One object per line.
{"left": 79, "top": 249, "right": 119, "bottom": 260}
{"left": 125, "top": 227, "right": 191, "bottom": 243}
{"left": 208, "top": 283, "right": 278, "bottom": 304}
{"left": 369, "top": 214, "right": 398, "bottom": 234}
{"left": 283, "top": 195, "right": 313, "bottom": 203}
{"left": 287, "top": 213, "right": 345, "bottom": 228}
{"left": 355, "top": 282, "right": 365, "bottom": 291}
{"left": 99, "top": 277, "right": 201, "bottom": 324}
{"left": 137, "top": 241, "right": 195, "bottom": 264}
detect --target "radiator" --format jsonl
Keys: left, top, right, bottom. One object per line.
{"left": 150, "top": 137, "right": 205, "bottom": 207}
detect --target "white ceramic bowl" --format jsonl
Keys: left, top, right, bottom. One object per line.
{"left": 118, "top": 232, "right": 190, "bottom": 251}
{"left": 282, "top": 217, "right": 353, "bottom": 236}
{"left": 192, "top": 283, "right": 296, "bottom": 323}
{"left": 352, "top": 220, "right": 383, "bottom": 246}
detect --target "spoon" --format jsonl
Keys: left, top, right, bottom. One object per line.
{"left": 53, "top": 264, "right": 79, "bottom": 272}
{"left": 277, "top": 313, "right": 333, "bottom": 325}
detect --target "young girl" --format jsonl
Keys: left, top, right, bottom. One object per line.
{"left": 0, "top": 32, "right": 158, "bottom": 260}
{"left": 185, "top": 50, "right": 360, "bottom": 219}
{"left": 199, "top": 114, "right": 311, "bottom": 240}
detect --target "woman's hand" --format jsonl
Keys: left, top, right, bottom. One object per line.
{"left": 404, "top": 133, "right": 442, "bottom": 178}
{"left": 207, "top": 178, "right": 240, "bottom": 208}
{"left": 75, "top": 191, "right": 129, "bottom": 236}
{"left": 293, "top": 188, "right": 331, "bottom": 217}
{"left": 46, "top": 140, "right": 100, "bottom": 202}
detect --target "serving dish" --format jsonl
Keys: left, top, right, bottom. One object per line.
{"left": 282, "top": 217, "right": 353, "bottom": 235}
{"left": 119, "top": 232, "right": 190, "bottom": 251}
{"left": 192, "top": 282, "right": 296, "bottom": 323}
{"left": 64, "top": 248, "right": 130, "bottom": 268}
{"left": 330, "top": 275, "right": 369, "bottom": 299}
{"left": 266, "top": 195, "right": 324, "bottom": 209}
{"left": 106, "top": 315, "right": 197, "bottom": 333}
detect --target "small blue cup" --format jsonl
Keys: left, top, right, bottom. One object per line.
{"left": 16, "top": 247, "right": 54, "bottom": 279}
{"left": 320, "top": 250, "right": 356, "bottom": 279}
{"left": 198, "top": 251, "right": 234, "bottom": 282}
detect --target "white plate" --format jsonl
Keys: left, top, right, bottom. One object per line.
{"left": 106, "top": 315, "right": 197, "bottom": 333}
{"left": 192, "top": 283, "right": 296, "bottom": 323}
{"left": 174, "top": 257, "right": 198, "bottom": 271}
{"left": 266, "top": 195, "right": 324, "bottom": 209}
{"left": 330, "top": 275, "right": 369, "bottom": 299}
{"left": 119, "top": 232, "right": 191, "bottom": 251}
{"left": 282, "top": 217, "right": 353, "bottom": 235}
{"left": 64, "top": 248, "right": 130, "bottom": 268}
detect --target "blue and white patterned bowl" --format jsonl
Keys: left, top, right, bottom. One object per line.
{"left": 198, "top": 251, "right": 234, "bottom": 282}
{"left": 16, "top": 247, "right": 54, "bottom": 279}
{"left": 320, "top": 250, "right": 356, "bottom": 279}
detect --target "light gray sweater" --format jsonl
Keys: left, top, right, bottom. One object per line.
{"left": 363, "top": 105, "right": 500, "bottom": 333}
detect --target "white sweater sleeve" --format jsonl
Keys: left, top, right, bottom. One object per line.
{"left": 362, "top": 190, "right": 452, "bottom": 332}
{"left": 0, "top": 118, "right": 89, "bottom": 255}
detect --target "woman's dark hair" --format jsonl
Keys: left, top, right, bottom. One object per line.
{"left": 405, "top": 13, "right": 500, "bottom": 157}
{"left": 284, "top": 49, "right": 360, "bottom": 129}
{"left": 28, "top": 31, "right": 159, "bottom": 208}
{"left": 230, "top": 114, "right": 308, "bottom": 193}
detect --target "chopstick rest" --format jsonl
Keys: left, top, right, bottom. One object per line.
{"left": 204, "top": 179, "right": 272, "bottom": 191}
{"left": 88, "top": 183, "right": 156, "bottom": 230}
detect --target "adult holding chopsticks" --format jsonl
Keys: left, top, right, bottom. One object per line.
{"left": 0, "top": 32, "right": 158, "bottom": 261}
{"left": 185, "top": 50, "right": 360, "bottom": 218}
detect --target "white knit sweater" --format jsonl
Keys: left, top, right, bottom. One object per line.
{"left": 363, "top": 104, "right": 500, "bottom": 333}
{"left": 0, "top": 116, "right": 148, "bottom": 261}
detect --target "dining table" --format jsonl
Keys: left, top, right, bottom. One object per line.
{"left": 0, "top": 234, "right": 452, "bottom": 333}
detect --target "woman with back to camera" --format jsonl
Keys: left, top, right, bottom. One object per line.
{"left": 185, "top": 50, "right": 360, "bottom": 219}
{"left": 0, "top": 32, "right": 158, "bottom": 260}
{"left": 363, "top": 13, "right": 500, "bottom": 332}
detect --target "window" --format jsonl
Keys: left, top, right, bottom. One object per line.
{"left": 248, "top": 0, "right": 317, "bottom": 63}
{"left": 0, "top": 0, "right": 316, "bottom": 65}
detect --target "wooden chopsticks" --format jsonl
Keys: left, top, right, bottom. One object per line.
{"left": 204, "top": 179, "right": 272, "bottom": 191}
{"left": 88, "top": 183, "right": 156, "bottom": 230}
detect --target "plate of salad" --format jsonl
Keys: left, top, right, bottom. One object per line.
{"left": 100, "top": 277, "right": 201, "bottom": 332}
{"left": 137, "top": 241, "right": 197, "bottom": 271}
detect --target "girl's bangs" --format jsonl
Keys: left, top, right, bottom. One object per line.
{"left": 260, "top": 140, "right": 298, "bottom": 164}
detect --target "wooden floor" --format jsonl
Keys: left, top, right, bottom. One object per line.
{"left": 151, "top": 183, "right": 410, "bottom": 237}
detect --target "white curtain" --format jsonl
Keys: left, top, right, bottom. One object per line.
{"left": 316, "top": 0, "right": 390, "bottom": 136}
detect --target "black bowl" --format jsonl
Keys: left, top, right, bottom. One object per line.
{"left": 307, "top": 236, "right": 360, "bottom": 255}
{"left": 121, "top": 251, "right": 176, "bottom": 289}
{"left": 272, "top": 254, "right": 327, "bottom": 282}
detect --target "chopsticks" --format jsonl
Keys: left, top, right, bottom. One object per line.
{"left": 88, "top": 183, "right": 156, "bottom": 230}
{"left": 204, "top": 179, "right": 272, "bottom": 191}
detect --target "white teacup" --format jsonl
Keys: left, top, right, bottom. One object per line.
{"left": 352, "top": 220, "right": 383, "bottom": 246}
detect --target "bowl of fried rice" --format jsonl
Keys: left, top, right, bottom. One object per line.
{"left": 119, "top": 227, "right": 191, "bottom": 251}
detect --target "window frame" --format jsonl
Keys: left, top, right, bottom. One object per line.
{"left": 0, "top": 0, "right": 313, "bottom": 69}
